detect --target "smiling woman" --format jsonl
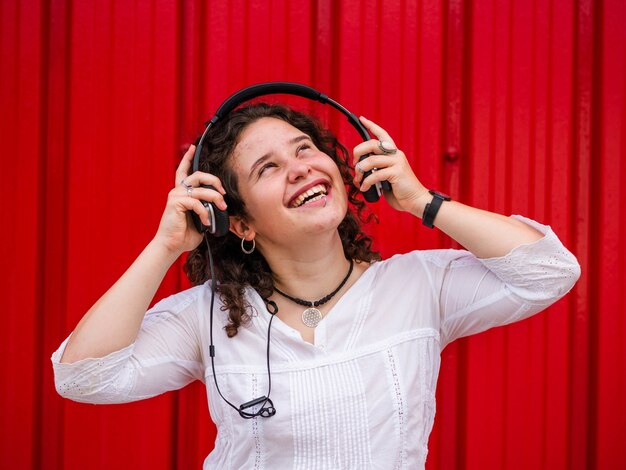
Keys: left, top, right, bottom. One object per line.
{"left": 51, "top": 102, "right": 580, "bottom": 469}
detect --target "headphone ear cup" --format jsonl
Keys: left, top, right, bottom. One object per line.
{"left": 211, "top": 204, "right": 230, "bottom": 237}
{"left": 190, "top": 185, "right": 230, "bottom": 237}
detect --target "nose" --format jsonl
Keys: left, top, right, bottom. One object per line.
{"left": 287, "top": 158, "right": 310, "bottom": 183}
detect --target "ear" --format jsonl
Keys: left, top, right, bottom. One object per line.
{"left": 229, "top": 216, "right": 256, "bottom": 240}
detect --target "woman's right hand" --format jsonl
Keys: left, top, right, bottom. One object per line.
{"left": 153, "top": 145, "right": 228, "bottom": 255}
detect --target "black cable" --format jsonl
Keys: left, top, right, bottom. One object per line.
{"left": 205, "top": 236, "right": 276, "bottom": 419}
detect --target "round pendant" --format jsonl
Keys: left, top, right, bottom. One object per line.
{"left": 302, "top": 307, "right": 323, "bottom": 328}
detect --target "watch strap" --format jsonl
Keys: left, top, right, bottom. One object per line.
{"left": 422, "top": 191, "right": 450, "bottom": 228}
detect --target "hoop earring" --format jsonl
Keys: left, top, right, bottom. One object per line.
{"left": 241, "top": 237, "right": 255, "bottom": 255}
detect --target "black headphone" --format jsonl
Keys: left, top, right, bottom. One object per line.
{"left": 190, "top": 81, "right": 390, "bottom": 236}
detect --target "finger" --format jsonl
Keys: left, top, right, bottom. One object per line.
{"left": 353, "top": 139, "right": 395, "bottom": 165}
{"left": 165, "top": 191, "right": 213, "bottom": 226}
{"left": 353, "top": 153, "right": 396, "bottom": 186}
{"left": 353, "top": 158, "right": 373, "bottom": 185}
{"left": 354, "top": 152, "right": 405, "bottom": 187}
{"left": 171, "top": 184, "right": 228, "bottom": 211}
{"left": 181, "top": 171, "right": 227, "bottom": 195}
{"left": 182, "top": 186, "right": 228, "bottom": 211}
{"left": 355, "top": 153, "right": 397, "bottom": 174}
{"left": 359, "top": 116, "right": 395, "bottom": 145}
{"left": 183, "top": 197, "right": 213, "bottom": 226}
{"left": 359, "top": 167, "right": 396, "bottom": 192}
{"left": 175, "top": 144, "right": 196, "bottom": 186}
{"left": 353, "top": 141, "right": 372, "bottom": 164}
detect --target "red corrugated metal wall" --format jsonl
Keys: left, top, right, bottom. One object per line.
{"left": 1, "top": 0, "right": 624, "bottom": 468}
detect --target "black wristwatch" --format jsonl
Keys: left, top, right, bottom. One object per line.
{"left": 422, "top": 190, "right": 451, "bottom": 228}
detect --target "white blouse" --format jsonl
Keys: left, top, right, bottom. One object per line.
{"left": 52, "top": 216, "right": 580, "bottom": 469}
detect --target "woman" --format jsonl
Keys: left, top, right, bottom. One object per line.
{"left": 52, "top": 103, "right": 580, "bottom": 468}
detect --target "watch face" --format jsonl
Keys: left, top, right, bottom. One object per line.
{"left": 429, "top": 190, "right": 451, "bottom": 201}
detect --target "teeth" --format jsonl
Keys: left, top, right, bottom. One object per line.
{"left": 307, "top": 194, "right": 325, "bottom": 204}
{"left": 291, "top": 184, "right": 327, "bottom": 208}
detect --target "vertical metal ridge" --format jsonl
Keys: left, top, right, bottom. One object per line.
{"left": 570, "top": 0, "right": 594, "bottom": 468}
{"left": 528, "top": 0, "right": 537, "bottom": 217}
{"left": 540, "top": 2, "right": 554, "bottom": 464}
{"left": 504, "top": 0, "right": 514, "bottom": 216}
{"left": 309, "top": 0, "right": 319, "bottom": 87}
{"left": 195, "top": 0, "right": 205, "bottom": 117}
{"left": 544, "top": 0, "right": 554, "bottom": 224}
{"left": 442, "top": 0, "right": 464, "bottom": 216}
{"left": 33, "top": 0, "right": 49, "bottom": 467}
{"left": 57, "top": 2, "right": 73, "bottom": 468}
{"left": 586, "top": 0, "right": 605, "bottom": 467}
{"left": 618, "top": 62, "right": 626, "bottom": 466}
{"left": 497, "top": 4, "right": 517, "bottom": 461}
{"left": 488, "top": 0, "right": 497, "bottom": 213}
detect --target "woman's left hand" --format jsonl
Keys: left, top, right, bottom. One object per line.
{"left": 353, "top": 116, "right": 429, "bottom": 214}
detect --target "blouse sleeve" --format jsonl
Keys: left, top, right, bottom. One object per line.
{"left": 434, "top": 215, "right": 580, "bottom": 347}
{"left": 50, "top": 286, "right": 206, "bottom": 404}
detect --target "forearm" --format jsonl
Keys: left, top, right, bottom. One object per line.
{"left": 60, "top": 239, "right": 181, "bottom": 363}
{"left": 410, "top": 193, "right": 544, "bottom": 259}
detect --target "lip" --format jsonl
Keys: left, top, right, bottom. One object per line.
{"left": 287, "top": 178, "right": 332, "bottom": 208}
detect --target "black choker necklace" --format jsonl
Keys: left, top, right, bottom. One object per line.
{"left": 273, "top": 259, "right": 354, "bottom": 328}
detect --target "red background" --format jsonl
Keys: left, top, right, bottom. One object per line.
{"left": 1, "top": 0, "right": 624, "bottom": 468}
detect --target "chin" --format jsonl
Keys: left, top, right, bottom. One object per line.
{"left": 308, "top": 207, "right": 347, "bottom": 233}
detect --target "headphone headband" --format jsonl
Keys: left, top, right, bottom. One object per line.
{"left": 213, "top": 82, "right": 328, "bottom": 118}
{"left": 195, "top": 82, "right": 371, "bottom": 172}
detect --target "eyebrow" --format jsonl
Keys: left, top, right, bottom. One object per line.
{"left": 248, "top": 134, "right": 312, "bottom": 180}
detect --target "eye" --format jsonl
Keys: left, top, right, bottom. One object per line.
{"left": 258, "top": 161, "right": 277, "bottom": 176}
{"left": 297, "top": 143, "right": 312, "bottom": 154}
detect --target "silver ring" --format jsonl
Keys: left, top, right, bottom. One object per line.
{"left": 187, "top": 187, "right": 193, "bottom": 197}
{"left": 355, "top": 162, "right": 364, "bottom": 173}
{"left": 378, "top": 140, "right": 397, "bottom": 155}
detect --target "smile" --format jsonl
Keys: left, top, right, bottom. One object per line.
{"left": 290, "top": 184, "right": 328, "bottom": 208}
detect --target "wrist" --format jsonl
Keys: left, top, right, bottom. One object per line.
{"left": 147, "top": 237, "right": 185, "bottom": 264}
{"left": 421, "top": 190, "right": 452, "bottom": 228}
{"left": 409, "top": 189, "right": 434, "bottom": 218}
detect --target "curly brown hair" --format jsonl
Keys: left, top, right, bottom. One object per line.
{"left": 184, "top": 103, "right": 380, "bottom": 337}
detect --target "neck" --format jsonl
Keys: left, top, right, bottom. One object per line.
{"left": 259, "top": 231, "right": 351, "bottom": 301}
